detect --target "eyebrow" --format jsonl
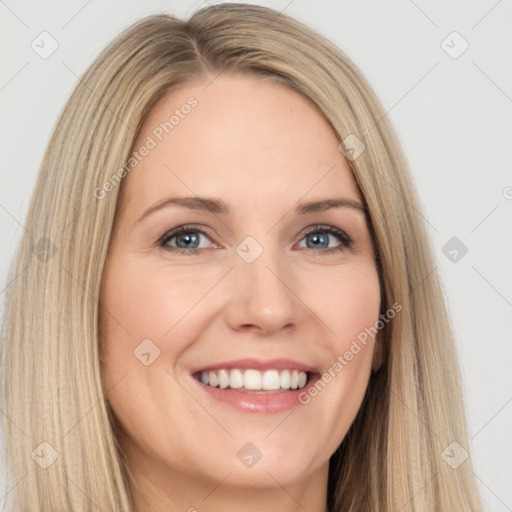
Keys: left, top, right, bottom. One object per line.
{"left": 137, "top": 195, "right": 367, "bottom": 223}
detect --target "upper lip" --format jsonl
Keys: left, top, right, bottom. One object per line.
{"left": 190, "top": 357, "right": 320, "bottom": 374}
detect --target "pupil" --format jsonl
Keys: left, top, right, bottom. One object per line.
{"left": 177, "top": 233, "right": 199, "bottom": 249}
{"left": 308, "top": 233, "right": 328, "bottom": 249}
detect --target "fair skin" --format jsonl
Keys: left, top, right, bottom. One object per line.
{"left": 99, "top": 72, "right": 382, "bottom": 512}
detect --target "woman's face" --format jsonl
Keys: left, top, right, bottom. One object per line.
{"left": 100, "top": 73, "right": 381, "bottom": 506}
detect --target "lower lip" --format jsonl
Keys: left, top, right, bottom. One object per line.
{"left": 191, "top": 373, "right": 320, "bottom": 414}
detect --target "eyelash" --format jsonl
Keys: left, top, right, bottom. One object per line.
{"left": 157, "top": 224, "right": 353, "bottom": 256}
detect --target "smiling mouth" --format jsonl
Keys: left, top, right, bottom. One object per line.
{"left": 192, "top": 368, "right": 312, "bottom": 394}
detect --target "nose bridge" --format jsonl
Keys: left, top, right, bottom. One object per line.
{"left": 225, "top": 234, "right": 299, "bottom": 333}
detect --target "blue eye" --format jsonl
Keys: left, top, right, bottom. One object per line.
{"left": 158, "top": 224, "right": 352, "bottom": 255}
{"left": 159, "top": 225, "right": 211, "bottom": 255}
{"left": 298, "top": 225, "right": 352, "bottom": 253}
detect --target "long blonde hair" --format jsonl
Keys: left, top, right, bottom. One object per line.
{"left": 1, "top": 4, "right": 482, "bottom": 511}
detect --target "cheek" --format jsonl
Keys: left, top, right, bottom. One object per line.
{"left": 98, "top": 260, "right": 184, "bottom": 389}
{"left": 99, "top": 258, "right": 208, "bottom": 354}
{"left": 98, "top": 261, "right": 195, "bottom": 444}
{"left": 100, "top": 255, "right": 381, "bottom": 384}
{"left": 98, "top": 257, "right": 222, "bottom": 412}
{"left": 308, "top": 261, "right": 381, "bottom": 345}
{"left": 298, "top": 262, "right": 381, "bottom": 426}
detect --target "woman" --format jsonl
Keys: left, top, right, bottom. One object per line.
{"left": 1, "top": 3, "right": 483, "bottom": 511}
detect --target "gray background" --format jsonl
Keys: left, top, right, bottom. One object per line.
{"left": 1, "top": 1, "right": 511, "bottom": 510}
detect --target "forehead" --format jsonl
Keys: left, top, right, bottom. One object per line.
{"left": 118, "top": 73, "right": 361, "bottom": 213}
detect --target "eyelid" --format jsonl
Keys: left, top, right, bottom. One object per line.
{"left": 157, "top": 224, "right": 218, "bottom": 248}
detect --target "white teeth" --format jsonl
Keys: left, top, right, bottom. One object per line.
{"left": 198, "top": 368, "right": 309, "bottom": 391}
{"left": 244, "top": 369, "right": 262, "bottom": 390}
{"left": 208, "top": 371, "right": 218, "bottom": 387}
{"left": 218, "top": 369, "right": 230, "bottom": 389}
{"left": 262, "top": 370, "right": 280, "bottom": 390}
{"left": 280, "top": 369, "right": 291, "bottom": 389}
{"left": 230, "top": 369, "right": 244, "bottom": 389}
{"left": 290, "top": 370, "right": 299, "bottom": 389}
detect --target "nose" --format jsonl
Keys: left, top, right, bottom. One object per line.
{"left": 223, "top": 246, "right": 300, "bottom": 336}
